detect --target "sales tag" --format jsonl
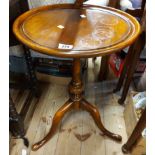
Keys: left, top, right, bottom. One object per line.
{"left": 58, "top": 43, "right": 73, "bottom": 50}
{"left": 57, "top": 25, "right": 64, "bottom": 29}
{"left": 80, "top": 14, "right": 86, "bottom": 18}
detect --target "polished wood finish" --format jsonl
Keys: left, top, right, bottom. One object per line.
{"left": 13, "top": 1, "right": 140, "bottom": 151}
{"left": 13, "top": 4, "right": 140, "bottom": 58}
{"left": 122, "top": 108, "right": 146, "bottom": 153}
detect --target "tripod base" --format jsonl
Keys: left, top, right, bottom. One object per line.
{"left": 32, "top": 59, "right": 122, "bottom": 151}
{"left": 32, "top": 98, "right": 122, "bottom": 151}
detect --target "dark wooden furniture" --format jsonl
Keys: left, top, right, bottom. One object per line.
{"left": 9, "top": 0, "right": 29, "bottom": 46}
{"left": 13, "top": 0, "right": 140, "bottom": 151}
{"left": 9, "top": 94, "right": 29, "bottom": 147}
{"left": 9, "top": 94, "right": 25, "bottom": 138}
{"left": 122, "top": 108, "right": 146, "bottom": 153}
{"left": 10, "top": 0, "right": 39, "bottom": 124}
{"left": 99, "top": 0, "right": 146, "bottom": 104}
{"left": 10, "top": 0, "right": 38, "bottom": 94}
{"left": 114, "top": 6, "right": 146, "bottom": 105}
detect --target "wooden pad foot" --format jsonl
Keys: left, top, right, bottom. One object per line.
{"left": 81, "top": 99, "right": 122, "bottom": 142}
{"left": 32, "top": 99, "right": 74, "bottom": 151}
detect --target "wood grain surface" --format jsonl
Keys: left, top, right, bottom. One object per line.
{"left": 13, "top": 4, "right": 140, "bottom": 58}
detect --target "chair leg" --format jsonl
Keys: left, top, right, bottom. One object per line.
{"left": 122, "top": 109, "right": 146, "bottom": 153}
{"left": 9, "top": 94, "right": 29, "bottom": 147}
{"left": 114, "top": 47, "right": 135, "bottom": 93}
{"left": 98, "top": 55, "right": 109, "bottom": 81}
{"left": 118, "top": 52, "right": 138, "bottom": 105}
{"left": 118, "top": 71, "right": 133, "bottom": 105}
{"left": 118, "top": 32, "right": 146, "bottom": 105}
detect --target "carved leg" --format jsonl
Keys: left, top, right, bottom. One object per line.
{"left": 81, "top": 99, "right": 122, "bottom": 142}
{"left": 9, "top": 94, "right": 29, "bottom": 147}
{"left": 23, "top": 45, "right": 40, "bottom": 97}
{"left": 32, "top": 99, "right": 74, "bottom": 151}
{"left": 9, "top": 94, "right": 25, "bottom": 138}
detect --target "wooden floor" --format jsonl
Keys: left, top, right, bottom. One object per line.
{"left": 10, "top": 58, "right": 130, "bottom": 155}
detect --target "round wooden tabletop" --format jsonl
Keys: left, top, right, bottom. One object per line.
{"left": 13, "top": 4, "right": 140, "bottom": 58}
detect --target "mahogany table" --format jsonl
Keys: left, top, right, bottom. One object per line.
{"left": 13, "top": 0, "right": 140, "bottom": 151}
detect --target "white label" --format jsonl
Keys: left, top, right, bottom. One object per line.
{"left": 58, "top": 43, "right": 73, "bottom": 50}
{"left": 57, "top": 25, "right": 64, "bottom": 29}
{"left": 80, "top": 14, "right": 86, "bottom": 18}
